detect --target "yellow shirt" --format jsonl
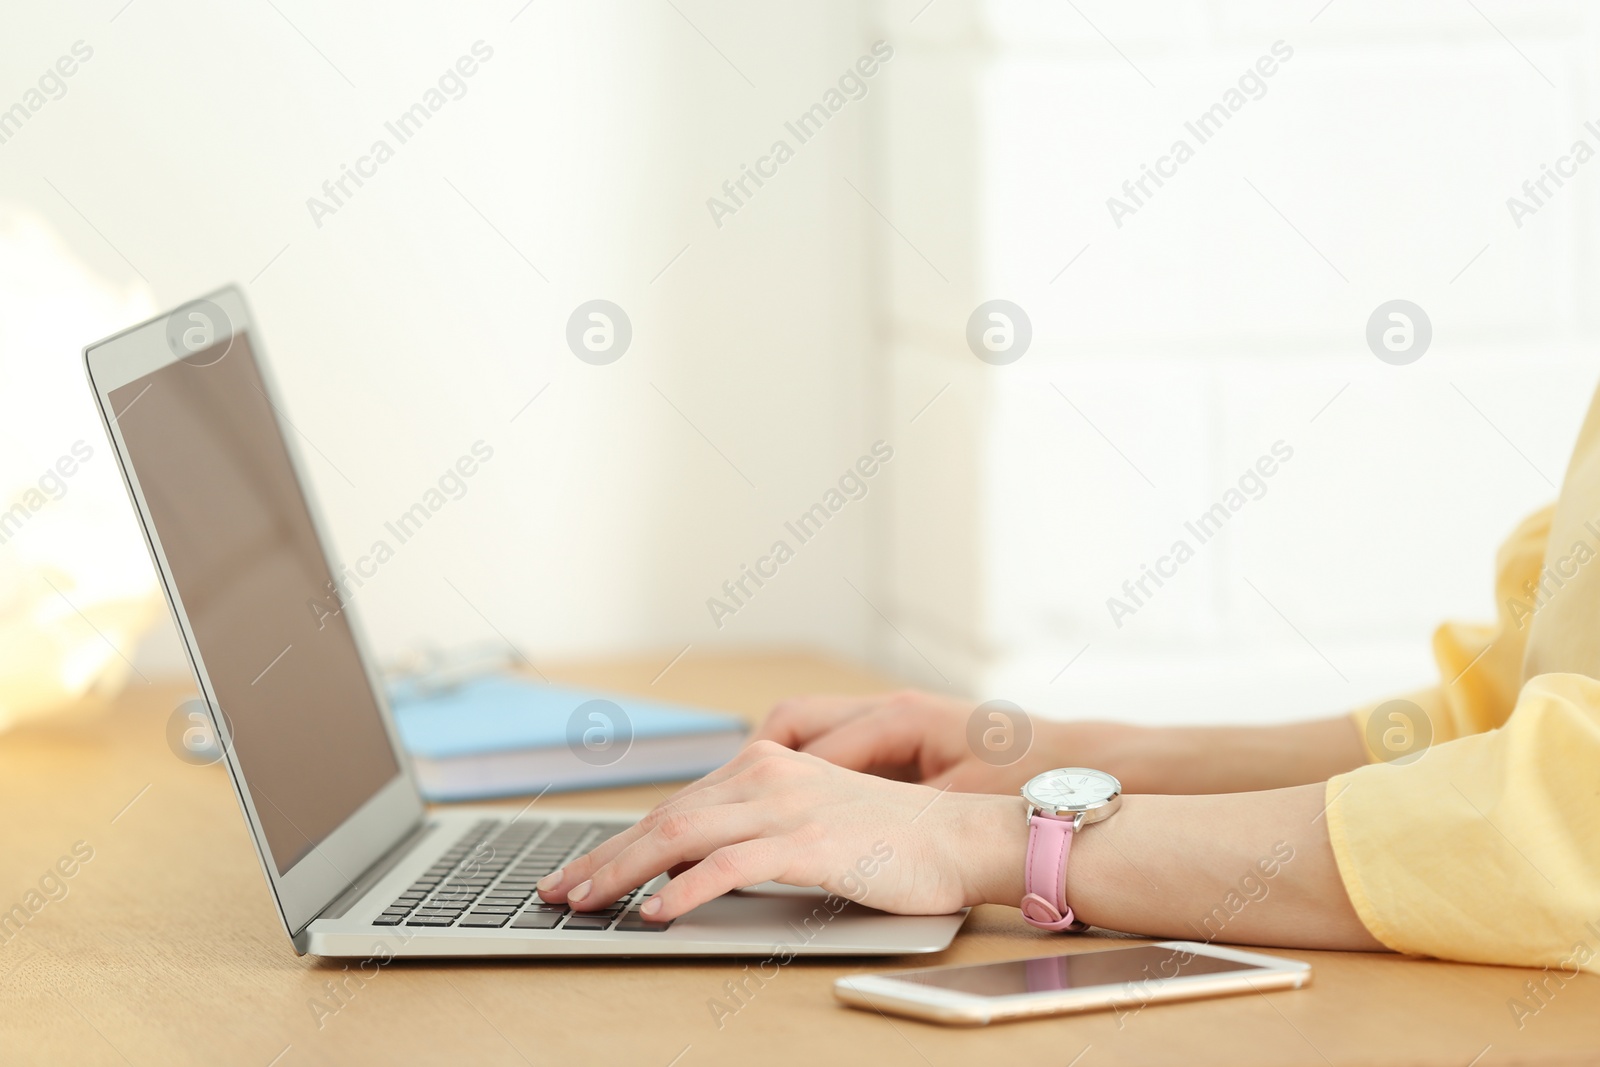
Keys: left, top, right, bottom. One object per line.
{"left": 1327, "top": 385, "right": 1600, "bottom": 976}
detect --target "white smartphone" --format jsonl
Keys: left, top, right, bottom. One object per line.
{"left": 835, "top": 941, "right": 1310, "bottom": 1026}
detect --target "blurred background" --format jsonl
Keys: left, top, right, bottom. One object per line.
{"left": 2, "top": 0, "right": 1596, "bottom": 732}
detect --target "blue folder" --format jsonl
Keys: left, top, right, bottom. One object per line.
{"left": 387, "top": 674, "right": 748, "bottom": 801}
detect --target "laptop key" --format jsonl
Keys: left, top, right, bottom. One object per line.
{"left": 615, "top": 899, "right": 674, "bottom": 930}
{"left": 390, "top": 819, "right": 672, "bottom": 937}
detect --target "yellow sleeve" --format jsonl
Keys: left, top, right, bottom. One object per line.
{"left": 1326, "top": 673, "right": 1600, "bottom": 974}
{"left": 1349, "top": 505, "right": 1554, "bottom": 758}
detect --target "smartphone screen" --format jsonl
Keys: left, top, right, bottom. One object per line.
{"left": 891, "top": 945, "right": 1260, "bottom": 998}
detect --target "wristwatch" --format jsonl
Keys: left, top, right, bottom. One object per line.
{"left": 1019, "top": 767, "right": 1122, "bottom": 932}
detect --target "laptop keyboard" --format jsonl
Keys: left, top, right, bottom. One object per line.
{"left": 372, "top": 818, "right": 673, "bottom": 933}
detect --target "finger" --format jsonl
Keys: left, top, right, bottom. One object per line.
{"left": 748, "top": 694, "right": 877, "bottom": 748}
{"left": 801, "top": 704, "right": 933, "bottom": 777}
{"left": 568, "top": 803, "right": 768, "bottom": 910}
{"left": 638, "top": 839, "right": 791, "bottom": 922}
{"left": 537, "top": 773, "right": 763, "bottom": 900}
{"left": 562, "top": 739, "right": 781, "bottom": 883}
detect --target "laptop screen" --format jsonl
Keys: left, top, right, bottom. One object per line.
{"left": 110, "top": 333, "right": 400, "bottom": 874}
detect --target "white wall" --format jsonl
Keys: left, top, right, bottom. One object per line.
{"left": 878, "top": 0, "right": 1600, "bottom": 721}
{"left": 0, "top": 1, "right": 893, "bottom": 681}
{"left": 3, "top": 0, "right": 1597, "bottom": 727}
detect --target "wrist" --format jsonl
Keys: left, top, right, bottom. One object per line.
{"left": 1058, "top": 793, "right": 1143, "bottom": 930}
{"left": 955, "top": 794, "right": 1030, "bottom": 907}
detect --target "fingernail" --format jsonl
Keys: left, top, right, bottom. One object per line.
{"left": 641, "top": 897, "right": 662, "bottom": 917}
{"left": 568, "top": 880, "right": 592, "bottom": 904}
{"left": 536, "top": 870, "right": 562, "bottom": 892}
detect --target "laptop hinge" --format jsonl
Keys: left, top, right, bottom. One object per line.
{"left": 293, "top": 819, "right": 434, "bottom": 947}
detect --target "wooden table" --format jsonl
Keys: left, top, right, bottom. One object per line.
{"left": 1, "top": 651, "right": 1596, "bottom": 1066}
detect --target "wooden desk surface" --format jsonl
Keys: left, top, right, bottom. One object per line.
{"left": 1, "top": 651, "right": 1596, "bottom": 1067}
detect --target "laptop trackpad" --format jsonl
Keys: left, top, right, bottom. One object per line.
{"left": 676, "top": 882, "right": 947, "bottom": 947}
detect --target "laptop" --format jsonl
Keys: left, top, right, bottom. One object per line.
{"left": 84, "top": 285, "right": 968, "bottom": 958}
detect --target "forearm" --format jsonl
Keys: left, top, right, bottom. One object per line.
{"left": 969, "top": 784, "right": 1385, "bottom": 951}
{"left": 1060, "top": 716, "right": 1367, "bottom": 794}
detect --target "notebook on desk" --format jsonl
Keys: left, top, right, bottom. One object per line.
{"left": 388, "top": 674, "right": 748, "bottom": 801}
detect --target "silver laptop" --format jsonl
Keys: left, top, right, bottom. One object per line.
{"left": 85, "top": 286, "right": 966, "bottom": 958}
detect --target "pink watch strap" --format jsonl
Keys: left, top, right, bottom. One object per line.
{"left": 1021, "top": 813, "right": 1088, "bottom": 932}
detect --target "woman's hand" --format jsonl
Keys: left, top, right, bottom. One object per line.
{"left": 748, "top": 689, "right": 1090, "bottom": 794}
{"left": 536, "top": 740, "right": 1028, "bottom": 922}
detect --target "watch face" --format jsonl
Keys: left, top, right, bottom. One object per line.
{"left": 1023, "top": 768, "right": 1120, "bottom": 813}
